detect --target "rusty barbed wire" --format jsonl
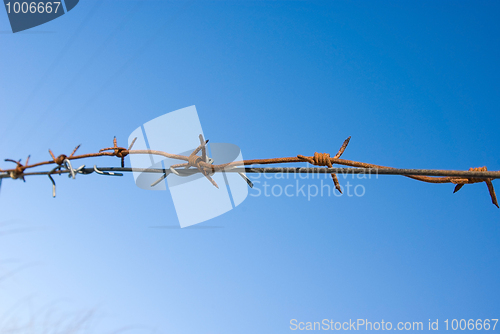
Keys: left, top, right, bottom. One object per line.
{"left": 0, "top": 135, "right": 498, "bottom": 207}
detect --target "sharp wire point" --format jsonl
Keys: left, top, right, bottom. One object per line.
{"left": 203, "top": 173, "right": 219, "bottom": 188}
{"left": 169, "top": 167, "right": 180, "bottom": 176}
{"left": 151, "top": 173, "right": 168, "bottom": 187}
{"left": 49, "top": 175, "right": 56, "bottom": 197}
{"left": 128, "top": 137, "right": 138, "bottom": 150}
{"left": 453, "top": 184, "right": 464, "bottom": 193}
{"left": 70, "top": 144, "right": 81, "bottom": 157}
{"left": 485, "top": 180, "right": 499, "bottom": 208}
{"left": 47, "top": 166, "right": 60, "bottom": 198}
{"left": 238, "top": 172, "right": 253, "bottom": 188}
{"left": 333, "top": 136, "right": 351, "bottom": 159}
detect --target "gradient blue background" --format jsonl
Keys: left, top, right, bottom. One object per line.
{"left": 0, "top": 1, "right": 499, "bottom": 333}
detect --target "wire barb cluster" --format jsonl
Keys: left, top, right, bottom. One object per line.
{"left": 166, "top": 134, "right": 218, "bottom": 188}
{"left": 297, "top": 136, "right": 351, "bottom": 193}
{"left": 450, "top": 167, "right": 498, "bottom": 208}
{"left": 99, "top": 137, "right": 136, "bottom": 167}
{"left": 0, "top": 135, "right": 498, "bottom": 208}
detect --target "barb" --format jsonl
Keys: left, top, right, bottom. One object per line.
{"left": 46, "top": 159, "right": 87, "bottom": 197}
{"left": 297, "top": 136, "right": 351, "bottom": 193}
{"left": 99, "top": 137, "right": 130, "bottom": 167}
{"left": 64, "top": 159, "right": 76, "bottom": 179}
{"left": 47, "top": 165, "right": 61, "bottom": 198}
{"left": 238, "top": 172, "right": 254, "bottom": 188}
{"left": 4, "top": 156, "right": 30, "bottom": 181}
{"left": 169, "top": 166, "right": 180, "bottom": 176}
{"left": 450, "top": 167, "right": 499, "bottom": 208}
{"left": 0, "top": 135, "right": 498, "bottom": 208}
{"left": 151, "top": 173, "right": 167, "bottom": 187}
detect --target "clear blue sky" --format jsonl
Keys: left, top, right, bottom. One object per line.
{"left": 0, "top": 1, "right": 499, "bottom": 333}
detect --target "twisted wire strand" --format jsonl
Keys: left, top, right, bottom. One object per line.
{"left": 1, "top": 136, "right": 498, "bottom": 207}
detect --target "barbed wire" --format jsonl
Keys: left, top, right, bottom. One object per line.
{"left": 0, "top": 135, "right": 498, "bottom": 207}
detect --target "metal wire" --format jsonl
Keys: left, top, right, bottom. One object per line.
{"left": 0, "top": 135, "right": 498, "bottom": 207}
{"left": 2, "top": 167, "right": 499, "bottom": 179}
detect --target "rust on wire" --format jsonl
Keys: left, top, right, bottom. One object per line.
{"left": 99, "top": 137, "right": 131, "bottom": 167}
{"left": 0, "top": 135, "right": 498, "bottom": 208}
{"left": 450, "top": 166, "right": 498, "bottom": 208}
{"left": 4, "top": 156, "right": 30, "bottom": 181}
{"left": 297, "top": 136, "right": 351, "bottom": 193}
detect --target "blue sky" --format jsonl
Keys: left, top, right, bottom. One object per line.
{"left": 0, "top": 1, "right": 499, "bottom": 333}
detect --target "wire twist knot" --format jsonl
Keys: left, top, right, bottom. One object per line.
{"left": 100, "top": 137, "right": 136, "bottom": 167}
{"left": 53, "top": 154, "right": 67, "bottom": 165}
{"left": 451, "top": 166, "right": 498, "bottom": 208}
{"left": 49, "top": 144, "right": 80, "bottom": 166}
{"left": 312, "top": 152, "right": 332, "bottom": 167}
{"left": 163, "top": 134, "right": 219, "bottom": 188}
{"left": 4, "top": 156, "right": 30, "bottom": 181}
{"left": 187, "top": 154, "right": 203, "bottom": 169}
{"left": 297, "top": 137, "right": 351, "bottom": 193}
